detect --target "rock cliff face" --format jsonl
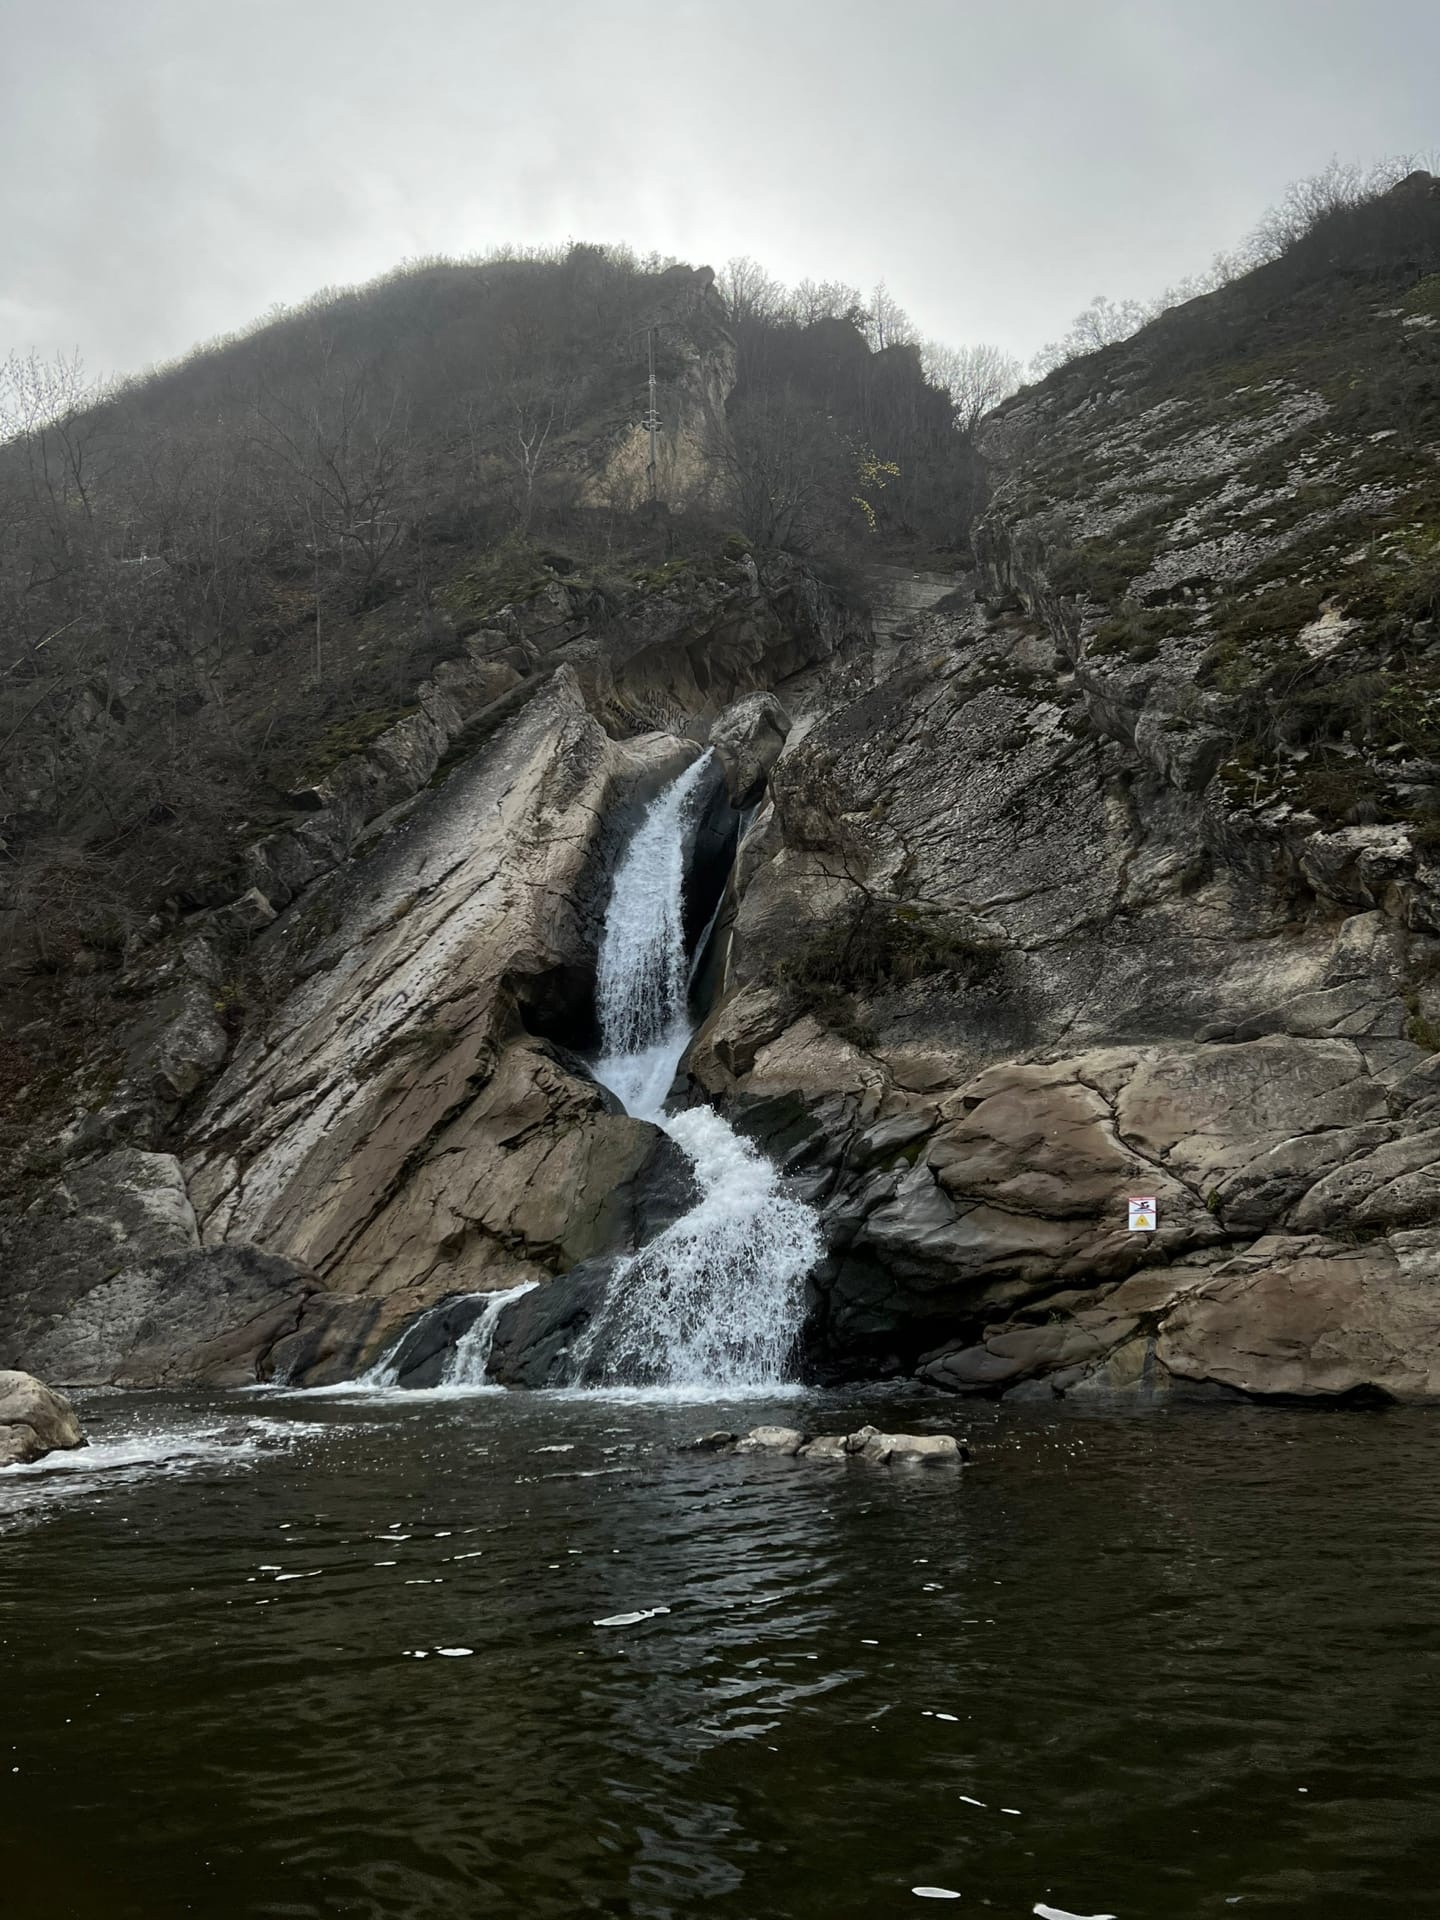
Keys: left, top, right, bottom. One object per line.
{"left": 6, "top": 186, "right": 1440, "bottom": 1405}
{"left": 0, "top": 556, "right": 853, "bottom": 1385}
{"left": 578, "top": 267, "right": 736, "bottom": 513}
{"left": 692, "top": 185, "right": 1440, "bottom": 1403}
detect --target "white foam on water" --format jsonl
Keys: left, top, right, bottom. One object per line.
{"left": 547, "top": 1380, "right": 807, "bottom": 1407}
{"left": 0, "top": 1415, "right": 303, "bottom": 1525}
{"left": 1, "top": 1417, "right": 295, "bottom": 1481}
{"left": 593, "top": 1606, "right": 671, "bottom": 1628}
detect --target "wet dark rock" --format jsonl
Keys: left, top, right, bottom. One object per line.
{"left": 485, "top": 1260, "right": 616, "bottom": 1389}
{"left": 362, "top": 1294, "right": 495, "bottom": 1390}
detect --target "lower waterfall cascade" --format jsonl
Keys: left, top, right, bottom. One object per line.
{"left": 361, "top": 1282, "right": 541, "bottom": 1391}
{"left": 582, "top": 749, "right": 822, "bottom": 1389}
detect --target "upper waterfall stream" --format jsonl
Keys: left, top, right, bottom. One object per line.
{"left": 585, "top": 750, "right": 821, "bottom": 1390}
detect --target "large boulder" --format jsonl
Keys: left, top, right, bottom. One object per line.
{"left": 21, "top": 1244, "right": 320, "bottom": 1389}
{"left": 0, "top": 1149, "right": 199, "bottom": 1363}
{"left": 708, "top": 693, "right": 791, "bottom": 806}
{"left": 0, "top": 1371, "right": 86, "bottom": 1467}
{"left": 0, "top": 1144, "right": 326, "bottom": 1385}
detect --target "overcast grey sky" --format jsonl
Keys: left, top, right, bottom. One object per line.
{"left": 2, "top": 0, "right": 1436, "bottom": 382}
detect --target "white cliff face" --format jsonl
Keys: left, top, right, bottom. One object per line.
{"left": 182, "top": 669, "right": 696, "bottom": 1345}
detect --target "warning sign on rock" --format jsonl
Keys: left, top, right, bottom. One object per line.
{"left": 1127, "top": 1197, "right": 1157, "bottom": 1232}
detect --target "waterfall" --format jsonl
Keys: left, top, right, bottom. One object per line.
{"left": 586, "top": 750, "right": 822, "bottom": 1389}
{"left": 591, "top": 753, "right": 712, "bottom": 1120}
{"left": 360, "top": 1282, "right": 540, "bottom": 1391}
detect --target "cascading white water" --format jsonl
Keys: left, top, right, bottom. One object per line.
{"left": 360, "top": 1282, "right": 539, "bottom": 1391}
{"left": 587, "top": 751, "right": 822, "bottom": 1389}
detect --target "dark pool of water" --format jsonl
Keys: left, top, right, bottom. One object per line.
{"left": 2, "top": 1383, "right": 1437, "bottom": 1919}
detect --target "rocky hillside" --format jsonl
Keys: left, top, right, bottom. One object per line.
{"left": 699, "top": 170, "right": 1440, "bottom": 1403}
{"left": 6, "top": 177, "right": 1440, "bottom": 1405}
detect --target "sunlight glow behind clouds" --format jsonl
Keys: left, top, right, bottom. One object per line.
{"left": 2, "top": 0, "right": 1435, "bottom": 380}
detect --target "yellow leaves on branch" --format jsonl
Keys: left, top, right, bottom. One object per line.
{"left": 850, "top": 442, "right": 900, "bottom": 533}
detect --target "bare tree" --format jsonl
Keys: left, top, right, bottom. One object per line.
{"left": 1030, "top": 295, "right": 1149, "bottom": 376}
{"left": 248, "top": 355, "right": 417, "bottom": 671}
{"left": 922, "top": 341, "right": 1025, "bottom": 432}
{"left": 712, "top": 395, "right": 842, "bottom": 549}
{"left": 863, "top": 281, "right": 917, "bottom": 352}
{"left": 716, "top": 256, "right": 788, "bottom": 328}
{"left": 510, "top": 387, "right": 555, "bottom": 531}
{"left": 790, "top": 278, "right": 864, "bottom": 326}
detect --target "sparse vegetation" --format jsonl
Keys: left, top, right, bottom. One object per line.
{"left": 777, "top": 895, "right": 1002, "bottom": 1017}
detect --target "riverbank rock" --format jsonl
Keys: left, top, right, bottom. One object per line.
{"left": 734, "top": 1425, "right": 808, "bottom": 1455}
{"left": 698, "top": 1424, "right": 967, "bottom": 1464}
{"left": 0, "top": 1371, "right": 86, "bottom": 1467}
{"left": 844, "top": 1424, "right": 964, "bottom": 1464}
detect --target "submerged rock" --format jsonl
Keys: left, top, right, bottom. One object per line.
{"left": 843, "top": 1424, "right": 964, "bottom": 1464}
{"left": 735, "top": 1425, "right": 808, "bottom": 1455}
{"left": 0, "top": 1371, "right": 86, "bottom": 1468}
{"left": 701, "top": 1424, "right": 967, "bottom": 1465}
